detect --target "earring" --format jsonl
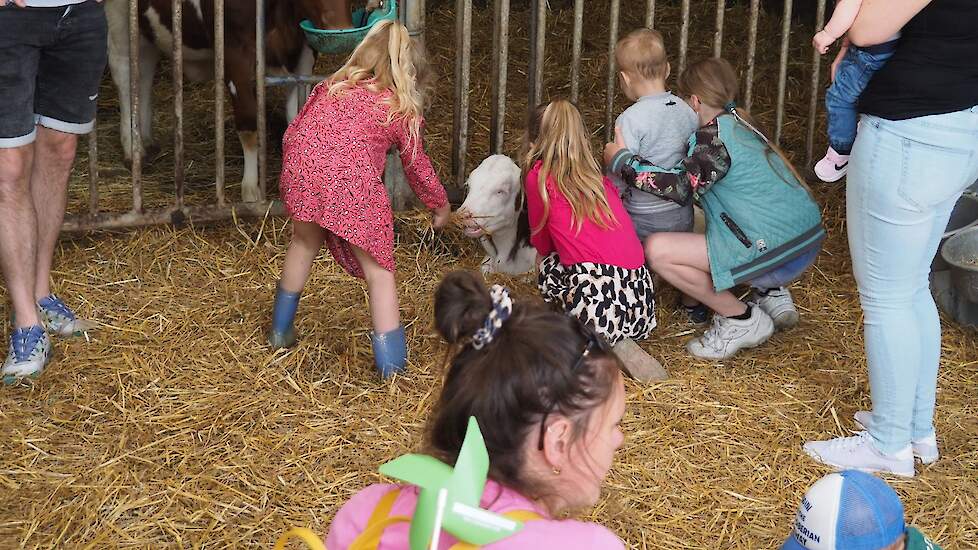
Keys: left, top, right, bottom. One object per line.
{"left": 552, "top": 466, "right": 561, "bottom": 476}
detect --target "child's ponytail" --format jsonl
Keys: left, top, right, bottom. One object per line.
{"left": 327, "top": 20, "right": 433, "bottom": 154}
{"left": 429, "top": 271, "right": 622, "bottom": 498}
{"left": 679, "top": 58, "right": 810, "bottom": 191}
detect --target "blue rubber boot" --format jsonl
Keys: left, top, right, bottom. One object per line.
{"left": 268, "top": 282, "right": 300, "bottom": 349}
{"left": 371, "top": 325, "right": 407, "bottom": 379}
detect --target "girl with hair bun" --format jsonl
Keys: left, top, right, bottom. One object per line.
{"left": 326, "top": 270, "right": 628, "bottom": 549}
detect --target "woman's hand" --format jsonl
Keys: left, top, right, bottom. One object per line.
{"left": 431, "top": 203, "right": 452, "bottom": 230}
{"left": 603, "top": 126, "right": 628, "bottom": 167}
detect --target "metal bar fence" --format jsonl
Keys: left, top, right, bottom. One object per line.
{"left": 744, "top": 0, "right": 760, "bottom": 111}
{"left": 172, "top": 0, "right": 185, "bottom": 209}
{"left": 452, "top": 0, "right": 473, "bottom": 187}
{"left": 214, "top": 0, "right": 226, "bottom": 206}
{"left": 774, "top": 0, "right": 794, "bottom": 145}
{"left": 490, "top": 0, "right": 510, "bottom": 153}
{"left": 256, "top": 0, "right": 268, "bottom": 202}
{"left": 604, "top": 0, "right": 620, "bottom": 143}
{"left": 805, "top": 0, "right": 827, "bottom": 166}
{"left": 66, "top": 0, "right": 831, "bottom": 233}
{"left": 569, "top": 0, "right": 583, "bottom": 104}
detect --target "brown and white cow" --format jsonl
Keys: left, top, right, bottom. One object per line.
{"left": 105, "top": 0, "right": 365, "bottom": 203}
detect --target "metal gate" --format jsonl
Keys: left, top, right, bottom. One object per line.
{"left": 65, "top": 0, "right": 827, "bottom": 231}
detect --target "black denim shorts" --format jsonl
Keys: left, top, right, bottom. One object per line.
{"left": 0, "top": 1, "right": 107, "bottom": 148}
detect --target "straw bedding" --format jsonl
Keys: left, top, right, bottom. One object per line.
{"left": 2, "top": 1, "right": 977, "bottom": 548}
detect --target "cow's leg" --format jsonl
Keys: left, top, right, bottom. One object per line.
{"left": 285, "top": 46, "right": 316, "bottom": 122}
{"left": 137, "top": 39, "right": 160, "bottom": 159}
{"left": 108, "top": 40, "right": 158, "bottom": 161}
{"left": 105, "top": 0, "right": 134, "bottom": 160}
{"left": 226, "top": 54, "right": 260, "bottom": 203}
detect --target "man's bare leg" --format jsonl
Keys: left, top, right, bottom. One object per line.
{"left": 31, "top": 126, "right": 76, "bottom": 300}
{"left": 0, "top": 143, "right": 39, "bottom": 328}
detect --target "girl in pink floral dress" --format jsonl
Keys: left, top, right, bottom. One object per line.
{"left": 269, "top": 20, "right": 451, "bottom": 378}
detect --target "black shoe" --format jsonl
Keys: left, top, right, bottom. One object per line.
{"left": 683, "top": 303, "right": 711, "bottom": 325}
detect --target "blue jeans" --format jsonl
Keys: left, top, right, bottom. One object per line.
{"left": 825, "top": 44, "right": 895, "bottom": 155}
{"left": 847, "top": 106, "right": 978, "bottom": 454}
{"left": 748, "top": 246, "right": 820, "bottom": 290}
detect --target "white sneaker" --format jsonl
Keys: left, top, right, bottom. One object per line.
{"left": 814, "top": 146, "right": 850, "bottom": 183}
{"left": 753, "top": 287, "right": 799, "bottom": 330}
{"left": 2, "top": 325, "right": 52, "bottom": 385}
{"left": 803, "top": 431, "right": 915, "bottom": 477}
{"left": 686, "top": 306, "right": 775, "bottom": 360}
{"left": 853, "top": 411, "right": 940, "bottom": 465}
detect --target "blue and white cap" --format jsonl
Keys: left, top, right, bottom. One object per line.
{"left": 781, "top": 470, "right": 906, "bottom": 550}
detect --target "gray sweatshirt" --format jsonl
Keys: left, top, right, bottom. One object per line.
{"left": 611, "top": 91, "right": 699, "bottom": 217}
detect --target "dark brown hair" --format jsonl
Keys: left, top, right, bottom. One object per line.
{"left": 428, "top": 271, "right": 621, "bottom": 497}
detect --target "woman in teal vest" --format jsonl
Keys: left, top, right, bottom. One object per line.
{"left": 604, "top": 58, "right": 825, "bottom": 361}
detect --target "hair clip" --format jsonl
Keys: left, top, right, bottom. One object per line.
{"left": 471, "top": 285, "right": 513, "bottom": 350}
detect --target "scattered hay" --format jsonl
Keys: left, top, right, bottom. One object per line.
{"left": 0, "top": 2, "right": 975, "bottom": 549}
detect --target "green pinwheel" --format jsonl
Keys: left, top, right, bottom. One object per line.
{"left": 378, "top": 417, "right": 525, "bottom": 550}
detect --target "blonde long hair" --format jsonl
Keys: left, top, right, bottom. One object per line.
{"left": 521, "top": 100, "right": 617, "bottom": 235}
{"left": 328, "top": 20, "right": 433, "bottom": 149}
{"left": 678, "top": 58, "right": 809, "bottom": 190}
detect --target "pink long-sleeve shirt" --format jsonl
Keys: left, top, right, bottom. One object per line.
{"left": 525, "top": 161, "right": 645, "bottom": 269}
{"left": 326, "top": 481, "right": 625, "bottom": 550}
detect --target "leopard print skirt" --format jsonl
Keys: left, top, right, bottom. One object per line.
{"left": 538, "top": 254, "right": 656, "bottom": 345}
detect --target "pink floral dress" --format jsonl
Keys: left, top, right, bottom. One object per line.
{"left": 279, "top": 83, "right": 447, "bottom": 278}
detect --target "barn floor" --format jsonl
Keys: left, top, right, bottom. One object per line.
{"left": 2, "top": 1, "right": 977, "bottom": 548}
{"left": 1, "top": 191, "right": 977, "bottom": 549}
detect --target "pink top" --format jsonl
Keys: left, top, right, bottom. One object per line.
{"left": 525, "top": 162, "right": 645, "bottom": 269}
{"left": 326, "top": 480, "right": 625, "bottom": 550}
{"left": 279, "top": 84, "right": 447, "bottom": 278}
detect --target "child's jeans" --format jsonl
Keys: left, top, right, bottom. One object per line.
{"left": 847, "top": 105, "right": 978, "bottom": 454}
{"left": 825, "top": 41, "right": 897, "bottom": 155}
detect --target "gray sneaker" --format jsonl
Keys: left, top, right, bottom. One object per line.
{"left": 37, "top": 294, "right": 95, "bottom": 337}
{"left": 853, "top": 410, "right": 939, "bottom": 464}
{"left": 687, "top": 306, "right": 775, "bottom": 360}
{"left": 753, "top": 287, "right": 799, "bottom": 331}
{"left": 2, "top": 325, "right": 52, "bottom": 385}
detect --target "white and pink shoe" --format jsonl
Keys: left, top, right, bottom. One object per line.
{"left": 814, "top": 146, "right": 850, "bottom": 183}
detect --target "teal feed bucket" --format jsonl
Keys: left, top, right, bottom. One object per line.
{"left": 300, "top": 0, "right": 398, "bottom": 55}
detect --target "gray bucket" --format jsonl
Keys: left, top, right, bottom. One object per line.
{"left": 932, "top": 193, "right": 978, "bottom": 271}
{"left": 942, "top": 225, "right": 978, "bottom": 303}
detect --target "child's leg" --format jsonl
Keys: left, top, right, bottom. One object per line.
{"left": 270, "top": 220, "right": 328, "bottom": 347}
{"left": 348, "top": 244, "right": 407, "bottom": 378}
{"left": 349, "top": 244, "right": 400, "bottom": 334}
{"left": 644, "top": 232, "right": 745, "bottom": 317}
{"left": 824, "top": 52, "right": 864, "bottom": 156}
{"left": 281, "top": 220, "right": 329, "bottom": 293}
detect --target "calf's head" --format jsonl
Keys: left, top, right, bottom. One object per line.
{"left": 458, "top": 155, "right": 523, "bottom": 238}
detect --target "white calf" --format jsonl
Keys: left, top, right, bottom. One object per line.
{"left": 458, "top": 155, "right": 536, "bottom": 275}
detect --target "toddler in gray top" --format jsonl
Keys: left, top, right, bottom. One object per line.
{"left": 611, "top": 29, "right": 705, "bottom": 321}
{"left": 612, "top": 28, "right": 699, "bottom": 240}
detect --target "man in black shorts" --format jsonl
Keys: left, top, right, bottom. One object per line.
{"left": 0, "top": 0, "right": 104, "bottom": 384}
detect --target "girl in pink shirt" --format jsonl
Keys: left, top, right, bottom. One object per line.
{"left": 325, "top": 271, "right": 628, "bottom": 549}
{"left": 523, "top": 100, "right": 655, "bottom": 346}
{"left": 270, "top": 21, "right": 451, "bottom": 378}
